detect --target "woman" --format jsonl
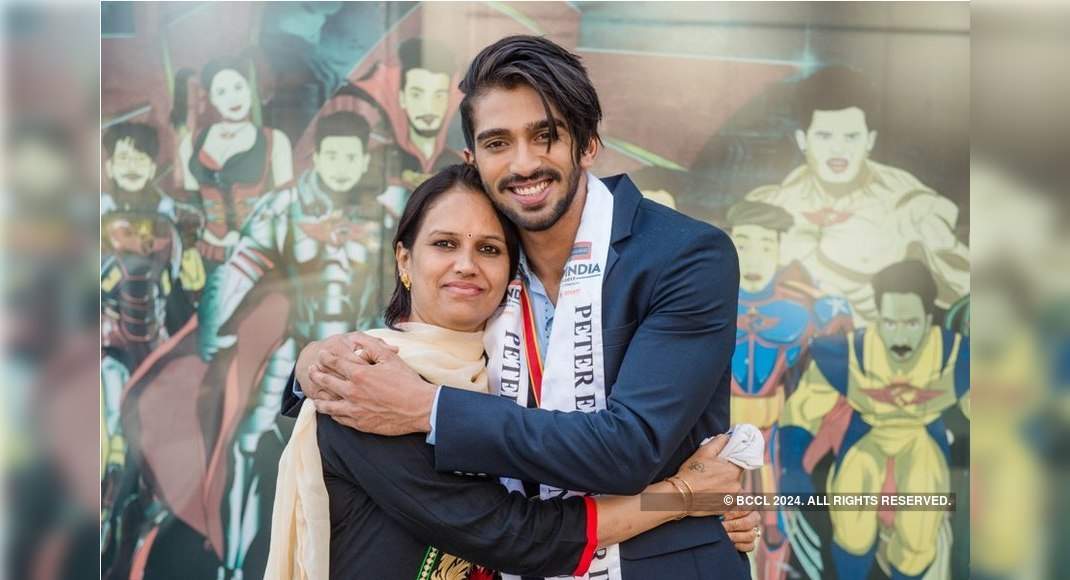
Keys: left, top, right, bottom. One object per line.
{"left": 267, "top": 164, "right": 757, "bottom": 579}
{"left": 174, "top": 56, "right": 294, "bottom": 270}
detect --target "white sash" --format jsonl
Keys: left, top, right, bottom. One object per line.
{"left": 485, "top": 173, "right": 622, "bottom": 580}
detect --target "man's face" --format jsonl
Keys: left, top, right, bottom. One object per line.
{"left": 731, "top": 224, "right": 780, "bottom": 293}
{"left": 877, "top": 292, "right": 932, "bottom": 363}
{"left": 399, "top": 68, "right": 451, "bottom": 137}
{"left": 105, "top": 137, "right": 156, "bottom": 193}
{"left": 464, "top": 85, "right": 596, "bottom": 232}
{"left": 795, "top": 107, "right": 876, "bottom": 184}
{"left": 313, "top": 136, "right": 370, "bottom": 194}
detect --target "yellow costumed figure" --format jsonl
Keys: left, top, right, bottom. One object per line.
{"left": 779, "top": 261, "right": 969, "bottom": 580}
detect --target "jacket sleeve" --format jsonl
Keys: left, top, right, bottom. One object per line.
{"left": 280, "top": 370, "right": 304, "bottom": 418}
{"left": 434, "top": 228, "right": 739, "bottom": 494}
{"left": 317, "top": 415, "right": 597, "bottom": 577}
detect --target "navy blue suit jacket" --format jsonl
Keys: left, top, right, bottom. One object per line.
{"left": 434, "top": 174, "right": 745, "bottom": 574}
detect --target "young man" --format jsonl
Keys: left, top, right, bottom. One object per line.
{"left": 778, "top": 260, "right": 969, "bottom": 580}
{"left": 290, "top": 36, "right": 756, "bottom": 578}
{"left": 745, "top": 67, "right": 969, "bottom": 326}
{"left": 725, "top": 200, "right": 852, "bottom": 580}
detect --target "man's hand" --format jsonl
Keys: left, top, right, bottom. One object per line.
{"left": 303, "top": 332, "right": 437, "bottom": 436}
{"left": 723, "top": 510, "right": 760, "bottom": 553}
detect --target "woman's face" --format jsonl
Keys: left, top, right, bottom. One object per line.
{"left": 397, "top": 187, "right": 512, "bottom": 332}
{"left": 209, "top": 68, "right": 252, "bottom": 122}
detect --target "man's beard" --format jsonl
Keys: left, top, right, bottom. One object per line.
{"left": 409, "top": 119, "right": 442, "bottom": 139}
{"left": 487, "top": 164, "right": 581, "bottom": 233}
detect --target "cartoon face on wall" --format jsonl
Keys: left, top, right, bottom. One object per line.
{"left": 105, "top": 137, "right": 157, "bottom": 193}
{"left": 209, "top": 68, "right": 253, "bottom": 122}
{"left": 730, "top": 223, "right": 781, "bottom": 294}
{"left": 876, "top": 291, "right": 932, "bottom": 363}
{"left": 313, "top": 135, "right": 370, "bottom": 194}
{"left": 795, "top": 107, "right": 877, "bottom": 185}
{"left": 399, "top": 67, "right": 450, "bottom": 137}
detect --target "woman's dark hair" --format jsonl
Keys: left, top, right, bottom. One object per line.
{"left": 459, "top": 35, "right": 602, "bottom": 164}
{"left": 384, "top": 163, "right": 521, "bottom": 329}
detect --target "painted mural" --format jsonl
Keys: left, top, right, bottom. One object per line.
{"left": 101, "top": 3, "right": 969, "bottom": 579}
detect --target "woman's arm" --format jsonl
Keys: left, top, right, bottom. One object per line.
{"left": 317, "top": 417, "right": 757, "bottom": 577}
{"left": 317, "top": 414, "right": 592, "bottom": 577}
{"left": 594, "top": 435, "right": 759, "bottom": 549}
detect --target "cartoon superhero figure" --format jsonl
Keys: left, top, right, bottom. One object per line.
{"left": 100, "top": 122, "right": 189, "bottom": 478}
{"left": 120, "top": 112, "right": 381, "bottom": 580}
{"left": 746, "top": 68, "right": 969, "bottom": 325}
{"left": 779, "top": 260, "right": 970, "bottom": 580}
{"left": 201, "top": 110, "right": 381, "bottom": 577}
{"left": 174, "top": 56, "right": 294, "bottom": 272}
{"left": 726, "top": 201, "right": 852, "bottom": 580}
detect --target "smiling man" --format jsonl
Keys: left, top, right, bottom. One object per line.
{"left": 745, "top": 67, "right": 969, "bottom": 325}
{"left": 286, "top": 36, "right": 758, "bottom": 579}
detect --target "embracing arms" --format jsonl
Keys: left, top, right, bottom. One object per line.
{"left": 316, "top": 415, "right": 757, "bottom": 576}
{"left": 299, "top": 228, "right": 740, "bottom": 494}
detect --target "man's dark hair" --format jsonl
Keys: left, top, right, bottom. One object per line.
{"left": 314, "top": 111, "right": 371, "bottom": 151}
{"left": 795, "top": 66, "right": 881, "bottom": 130}
{"left": 103, "top": 122, "right": 159, "bottom": 161}
{"left": 384, "top": 163, "right": 521, "bottom": 329}
{"left": 872, "top": 260, "right": 937, "bottom": 316}
{"left": 725, "top": 200, "right": 794, "bottom": 233}
{"left": 398, "top": 37, "right": 457, "bottom": 84}
{"left": 459, "top": 35, "right": 602, "bottom": 163}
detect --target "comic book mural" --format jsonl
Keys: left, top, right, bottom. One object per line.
{"left": 101, "top": 3, "right": 969, "bottom": 579}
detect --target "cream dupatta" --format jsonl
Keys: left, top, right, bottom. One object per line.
{"left": 264, "top": 322, "right": 489, "bottom": 580}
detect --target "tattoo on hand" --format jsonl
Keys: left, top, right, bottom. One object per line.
{"left": 688, "top": 462, "right": 705, "bottom": 473}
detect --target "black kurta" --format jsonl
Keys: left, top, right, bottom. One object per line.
{"left": 315, "top": 413, "right": 592, "bottom": 579}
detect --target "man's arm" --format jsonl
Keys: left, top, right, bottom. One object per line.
{"left": 434, "top": 229, "right": 739, "bottom": 494}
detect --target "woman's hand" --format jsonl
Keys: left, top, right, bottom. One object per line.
{"left": 673, "top": 435, "right": 744, "bottom": 515}
{"left": 671, "top": 434, "right": 761, "bottom": 553}
{"left": 723, "top": 510, "right": 761, "bottom": 553}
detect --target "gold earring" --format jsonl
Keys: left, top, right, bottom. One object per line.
{"left": 401, "top": 272, "right": 411, "bottom": 291}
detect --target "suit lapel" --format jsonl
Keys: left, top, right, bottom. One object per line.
{"left": 599, "top": 173, "right": 641, "bottom": 278}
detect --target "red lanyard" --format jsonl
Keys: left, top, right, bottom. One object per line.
{"left": 518, "top": 285, "right": 544, "bottom": 408}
